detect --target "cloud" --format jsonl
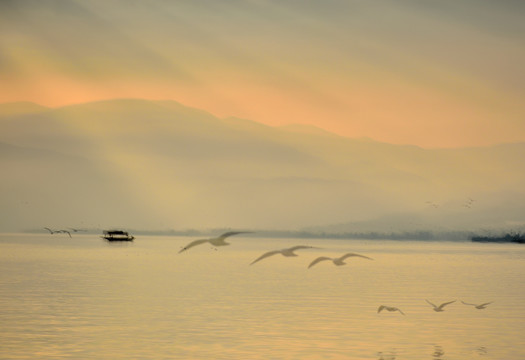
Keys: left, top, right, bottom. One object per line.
{"left": 1, "top": 1, "right": 524, "bottom": 147}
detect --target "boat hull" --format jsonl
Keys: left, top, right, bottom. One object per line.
{"left": 101, "top": 230, "right": 135, "bottom": 242}
{"left": 102, "top": 236, "right": 134, "bottom": 242}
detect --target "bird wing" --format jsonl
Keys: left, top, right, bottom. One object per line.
{"left": 250, "top": 250, "right": 280, "bottom": 265}
{"left": 289, "top": 245, "right": 316, "bottom": 251}
{"left": 377, "top": 305, "right": 386, "bottom": 313}
{"left": 461, "top": 301, "right": 476, "bottom": 306}
{"left": 340, "top": 253, "right": 374, "bottom": 261}
{"left": 438, "top": 300, "right": 456, "bottom": 309}
{"left": 179, "top": 239, "right": 209, "bottom": 253}
{"left": 397, "top": 308, "right": 405, "bottom": 315}
{"left": 44, "top": 227, "right": 54, "bottom": 234}
{"left": 55, "top": 230, "right": 72, "bottom": 237}
{"left": 479, "top": 302, "right": 493, "bottom": 307}
{"left": 219, "top": 231, "right": 253, "bottom": 240}
{"left": 426, "top": 299, "right": 437, "bottom": 308}
{"left": 308, "top": 256, "right": 332, "bottom": 269}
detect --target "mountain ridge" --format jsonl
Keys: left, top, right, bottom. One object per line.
{"left": 3, "top": 99, "right": 525, "bottom": 150}
{"left": 1, "top": 98, "right": 524, "bottom": 233}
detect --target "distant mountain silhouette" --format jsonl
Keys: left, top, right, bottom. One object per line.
{"left": 1, "top": 99, "right": 524, "bottom": 233}
{"left": 0, "top": 102, "right": 49, "bottom": 117}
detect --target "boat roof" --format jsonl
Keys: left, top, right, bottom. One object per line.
{"left": 103, "top": 230, "right": 129, "bottom": 235}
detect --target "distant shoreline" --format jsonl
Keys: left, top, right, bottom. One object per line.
{"left": 471, "top": 233, "right": 525, "bottom": 244}
{"left": 7, "top": 228, "right": 525, "bottom": 242}
{"left": 5, "top": 228, "right": 482, "bottom": 241}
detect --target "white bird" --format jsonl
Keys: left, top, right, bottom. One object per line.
{"left": 426, "top": 299, "right": 456, "bottom": 312}
{"left": 461, "top": 300, "right": 493, "bottom": 309}
{"left": 250, "top": 245, "right": 318, "bottom": 265}
{"left": 178, "top": 231, "right": 252, "bottom": 253}
{"left": 378, "top": 305, "right": 405, "bottom": 315}
{"left": 308, "top": 252, "right": 373, "bottom": 268}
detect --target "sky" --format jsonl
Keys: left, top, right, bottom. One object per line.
{"left": 1, "top": 0, "right": 524, "bottom": 148}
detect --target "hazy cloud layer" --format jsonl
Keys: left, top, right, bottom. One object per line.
{"left": 1, "top": 1, "right": 524, "bottom": 147}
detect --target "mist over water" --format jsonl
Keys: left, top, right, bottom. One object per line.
{"left": 1, "top": 234, "right": 524, "bottom": 359}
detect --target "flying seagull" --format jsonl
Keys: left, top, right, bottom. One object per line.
{"left": 426, "top": 299, "right": 456, "bottom": 312}
{"left": 250, "top": 245, "right": 318, "bottom": 265}
{"left": 308, "top": 252, "right": 373, "bottom": 269}
{"left": 178, "top": 231, "right": 252, "bottom": 253}
{"left": 56, "top": 229, "right": 72, "bottom": 238}
{"left": 44, "top": 228, "right": 72, "bottom": 237}
{"left": 378, "top": 305, "right": 405, "bottom": 315}
{"left": 44, "top": 227, "right": 56, "bottom": 234}
{"left": 461, "top": 301, "right": 493, "bottom": 309}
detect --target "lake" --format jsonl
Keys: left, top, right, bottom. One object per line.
{"left": 1, "top": 233, "right": 524, "bottom": 359}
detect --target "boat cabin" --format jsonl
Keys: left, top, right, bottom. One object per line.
{"left": 102, "top": 230, "right": 135, "bottom": 241}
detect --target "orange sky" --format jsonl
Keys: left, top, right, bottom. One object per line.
{"left": 1, "top": 0, "right": 524, "bottom": 148}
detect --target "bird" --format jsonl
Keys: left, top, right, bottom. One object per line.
{"left": 308, "top": 252, "right": 373, "bottom": 268}
{"left": 461, "top": 301, "right": 493, "bottom": 309}
{"left": 426, "top": 299, "right": 456, "bottom": 312}
{"left": 44, "top": 227, "right": 56, "bottom": 234}
{"left": 378, "top": 305, "right": 405, "bottom": 315}
{"left": 425, "top": 201, "right": 439, "bottom": 208}
{"left": 250, "top": 245, "right": 318, "bottom": 265}
{"left": 56, "top": 229, "right": 72, "bottom": 238}
{"left": 178, "top": 231, "right": 252, "bottom": 253}
{"left": 44, "top": 228, "right": 71, "bottom": 237}
{"left": 463, "top": 197, "right": 476, "bottom": 208}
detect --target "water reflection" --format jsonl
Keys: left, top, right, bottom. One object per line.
{"left": 377, "top": 349, "right": 396, "bottom": 360}
{"left": 432, "top": 345, "right": 445, "bottom": 359}
{"left": 477, "top": 346, "right": 488, "bottom": 356}
{"left": 377, "top": 345, "right": 489, "bottom": 359}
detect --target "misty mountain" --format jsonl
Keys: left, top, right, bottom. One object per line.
{"left": 1, "top": 99, "right": 524, "bottom": 233}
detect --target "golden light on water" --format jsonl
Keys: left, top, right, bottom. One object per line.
{"left": 1, "top": 235, "right": 524, "bottom": 359}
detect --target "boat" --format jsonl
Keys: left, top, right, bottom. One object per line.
{"left": 102, "top": 230, "right": 135, "bottom": 242}
{"left": 471, "top": 233, "right": 524, "bottom": 244}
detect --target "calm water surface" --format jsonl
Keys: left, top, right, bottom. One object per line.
{"left": 1, "top": 233, "right": 524, "bottom": 359}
